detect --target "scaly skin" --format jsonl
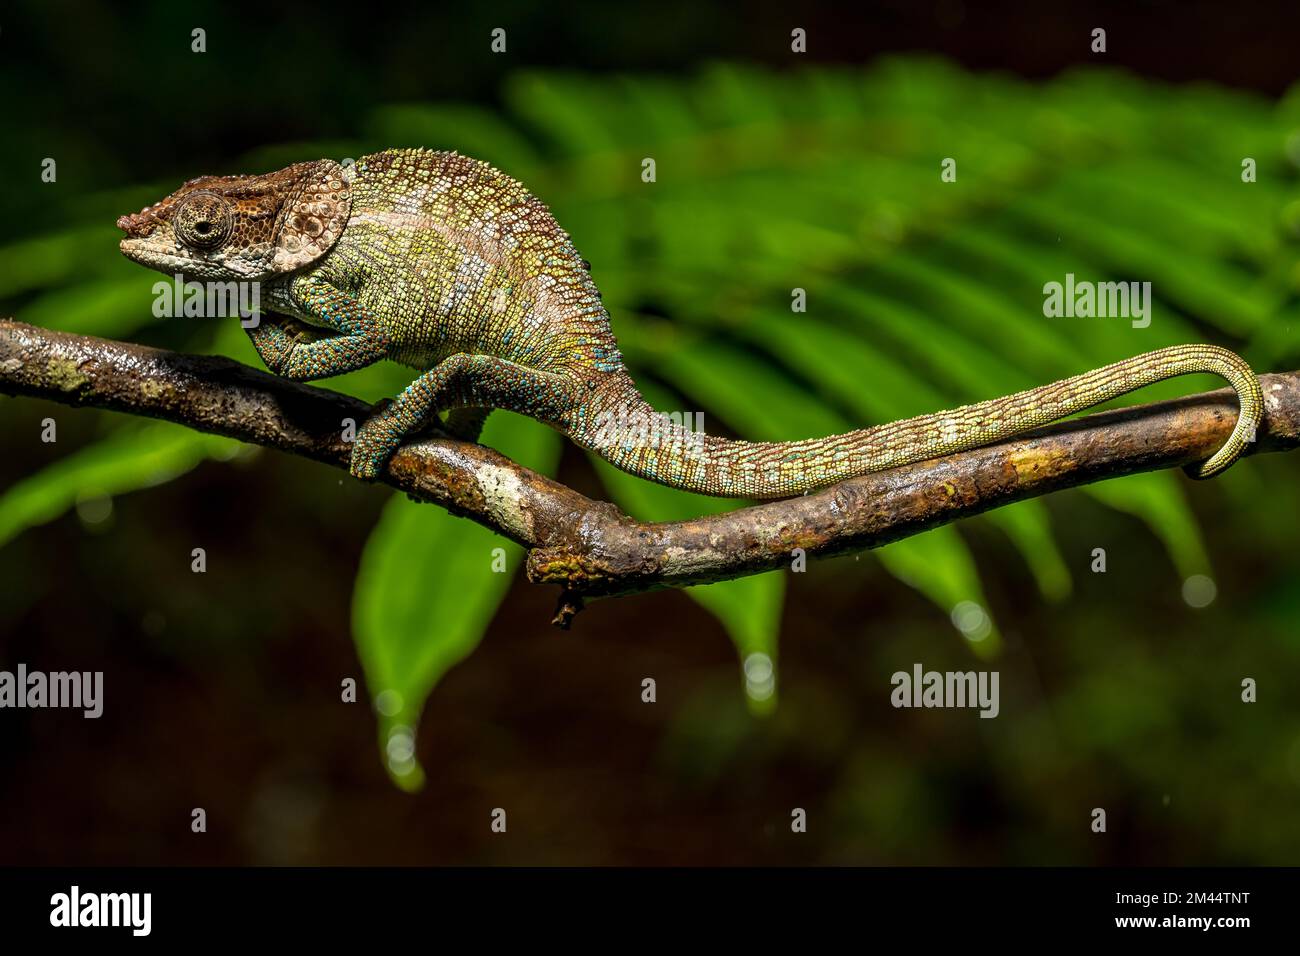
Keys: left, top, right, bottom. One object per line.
{"left": 117, "top": 149, "right": 1264, "bottom": 498}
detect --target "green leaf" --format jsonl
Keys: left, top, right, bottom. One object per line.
{"left": 875, "top": 528, "right": 1002, "bottom": 657}
{"left": 1083, "top": 473, "right": 1211, "bottom": 580}
{"left": 0, "top": 226, "right": 119, "bottom": 299}
{"left": 350, "top": 413, "right": 561, "bottom": 791}
{"left": 506, "top": 72, "right": 625, "bottom": 157}
{"left": 19, "top": 277, "right": 162, "bottom": 340}
{"left": 0, "top": 423, "right": 235, "bottom": 549}
{"left": 984, "top": 501, "right": 1071, "bottom": 602}
{"left": 589, "top": 450, "right": 785, "bottom": 715}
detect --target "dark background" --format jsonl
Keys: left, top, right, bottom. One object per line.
{"left": 1, "top": 0, "right": 1297, "bottom": 865}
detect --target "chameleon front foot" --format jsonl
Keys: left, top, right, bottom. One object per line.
{"left": 349, "top": 401, "right": 403, "bottom": 480}
{"left": 348, "top": 440, "right": 391, "bottom": 481}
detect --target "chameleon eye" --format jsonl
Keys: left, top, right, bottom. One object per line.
{"left": 175, "top": 192, "right": 233, "bottom": 250}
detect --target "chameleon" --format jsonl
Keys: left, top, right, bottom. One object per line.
{"left": 116, "top": 148, "right": 1264, "bottom": 498}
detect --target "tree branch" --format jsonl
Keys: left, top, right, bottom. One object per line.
{"left": 3, "top": 318, "right": 1298, "bottom": 625}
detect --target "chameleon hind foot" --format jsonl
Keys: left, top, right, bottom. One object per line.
{"left": 350, "top": 354, "right": 576, "bottom": 480}
{"left": 348, "top": 403, "right": 491, "bottom": 480}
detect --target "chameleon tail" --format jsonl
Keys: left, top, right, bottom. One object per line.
{"left": 572, "top": 345, "right": 1262, "bottom": 500}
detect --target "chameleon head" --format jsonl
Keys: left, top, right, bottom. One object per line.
{"left": 116, "top": 159, "right": 352, "bottom": 281}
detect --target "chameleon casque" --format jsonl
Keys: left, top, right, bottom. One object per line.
{"left": 117, "top": 149, "right": 1264, "bottom": 497}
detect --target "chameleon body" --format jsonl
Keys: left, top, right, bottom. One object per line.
{"left": 117, "top": 149, "right": 1264, "bottom": 497}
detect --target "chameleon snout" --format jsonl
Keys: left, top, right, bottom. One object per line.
{"left": 116, "top": 213, "right": 158, "bottom": 239}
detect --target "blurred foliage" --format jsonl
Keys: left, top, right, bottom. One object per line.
{"left": 2, "top": 58, "right": 1299, "bottom": 796}
{"left": 353, "top": 411, "right": 561, "bottom": 791}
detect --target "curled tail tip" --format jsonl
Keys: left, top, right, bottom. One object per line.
{"left": 1187, "top": 351, "right": 1263, "bottom": 480}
